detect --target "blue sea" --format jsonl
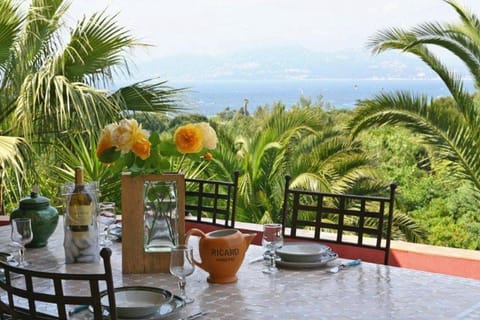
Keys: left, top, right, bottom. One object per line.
{"left": 171, "top": 79, "right": 475, "bottom": 116}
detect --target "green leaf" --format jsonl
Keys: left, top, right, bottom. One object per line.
{"left": 149, "top": 131, "right": 161, "bottom": 145}
{"left": 98, "top": 147, "right": 121, "bottom": 163}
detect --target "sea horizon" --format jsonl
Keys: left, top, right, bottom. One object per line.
{"left": 171, "top": 78, "right": 475, "bottom": 116}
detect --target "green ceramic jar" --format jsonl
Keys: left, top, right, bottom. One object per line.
{"left": 11, "top": 192, "right": 59, "bottom": 248}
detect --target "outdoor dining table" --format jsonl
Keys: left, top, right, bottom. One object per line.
{"left": 0, "top": 220, "right": 479, "bottom": 320}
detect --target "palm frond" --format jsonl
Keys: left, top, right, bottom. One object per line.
{"left": 0, "top": 135, "right": 26, "bottom": 172}
{"left": 407, "top": 22, "right": 480, "bottom": 84}
{"left": 368, "top": 24, "right": 476, "bottom": 118}
{"left": 367, "top": 27, "right": 416, "bottom": 54}
{"left": 110, "top": 79, "right": 184, "bottom": 113}
{"left": 15, "top": 69, "right": 116, "bottom": 140}
{"left": 391, "top": 211, "right": 427, "bottom": 242}
{"left": 60, "top": 9, "right": 143, "bottom": 86}
{"left": 0, "top": 0, "right": 22, "bottom": 69}
{"left": 20, "top": 0, "right": 69, "bottom": 69}
{"left": 0, "top": 135, "right": 29, "bottom": 207}
{"left": 52, "top": 133, "right": 121, "bottom": 203}
{"left": 445, "top": 1, "right": 480, "bottom": 37}
{"left": 350, "top": 90, "right": 480, "bottom": 196}
{"left": 288, "top": 172, "right": 331, "bottom": 192}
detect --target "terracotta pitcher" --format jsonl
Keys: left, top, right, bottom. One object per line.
{"left": 185, "top": 228, "right": 256, "bottom": 283}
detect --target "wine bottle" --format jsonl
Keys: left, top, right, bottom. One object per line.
{"left": 67, "top": 167, "right": 93, "bottom": 236}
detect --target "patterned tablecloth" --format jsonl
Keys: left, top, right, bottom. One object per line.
{"left": 0, "top": 220, "right": 479, "bottom": 320}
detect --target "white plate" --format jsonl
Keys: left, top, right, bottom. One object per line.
{"left": 0, "top": 252, "right": 14, "bottom": 264}
{"left": 0, "top": 252, "right": 14, "bottom": 279}
{"left": 101, "top": 286, "right": 176, "bottom": 319}
{"left": 116, "top": 295, "right": 185, "bottom": 320}
{"left": 277, "top": 251, "right": 338, "bottom": 269}
{"left": 276, "top": 242, "right": 332, "bottom": 263}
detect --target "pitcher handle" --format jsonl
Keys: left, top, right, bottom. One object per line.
{"left": 184, "top": 228, "right": 206, "bottom": 269}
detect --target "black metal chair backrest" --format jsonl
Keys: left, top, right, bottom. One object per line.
{"left": 281, "top": 175, "right": 397, "bottom": 265}
{"left": 185, "top": 171, "right": 240, "bottom": 228}
{"left": 0, "top": 248, "right": 117, "bottom": 320}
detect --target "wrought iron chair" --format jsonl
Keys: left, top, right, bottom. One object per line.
{"left": 185, "top": 171, "right": 240, "bottom": 228}
{"left": 0, "top": 248, "right": 116, "bottom": 320}
{"left": 281, "top": 175, "right": 397, "bottom": 265}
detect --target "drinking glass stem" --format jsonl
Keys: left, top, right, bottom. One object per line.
{"left": 270, "top": 250, "right": 277, "bottom": 270}
{"left": 104, "top": 226, "right": 110, "bottom": 241}
{"left": 18, "top": 246, "right": 25, "bottom": 265}
{"left": 178, "top": 277, "right": 186, "bottom": 297}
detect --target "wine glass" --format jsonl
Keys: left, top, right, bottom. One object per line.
{"left": 169, "top": 246, "right": 195, "bottom": 304}
{"left": 11, "top": 218, "right": 33, "bottom": 267}
{"left": 262, "top": 223, "right": 283, "bottom": 274}
{"left": 98, "top": 202, "right": 116, "bottom": 247}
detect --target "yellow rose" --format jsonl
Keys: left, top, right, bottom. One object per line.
{"left": 129, "top": 121, "right": 151, "bottom": 160}
{"left": 174, "top": 124, "right": 204, "bottom": 154}
{"left": 112, "top": 119, "right": 150, "bottom": 156}
{"left": 96, "top": 123, "right": 119, "bottom": 162}
{"left": 196, "top": 122, "right": 217, "bottom": 150}
{"left": 132, "top": 135, "right": 151, "bottom": 160}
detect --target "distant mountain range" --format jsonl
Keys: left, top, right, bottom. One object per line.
{"left": 129, "top": 46, "right": 469, "bottom": 83}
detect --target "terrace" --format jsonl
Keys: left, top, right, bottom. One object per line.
{"left": 3, "top": 205, "right": 477, "bottom": 280}
{"left": 2, "top": 220, "right": 479, "bottom": 319}
{"left": 185, "top": 219, "right": 480, "bottom": 280}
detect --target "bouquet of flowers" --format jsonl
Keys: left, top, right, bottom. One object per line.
{"left": 96, "top": 118, "right": 217, "bottom": 174}
{"left": 96, "top": 118, "right": 218, "bottom": 248}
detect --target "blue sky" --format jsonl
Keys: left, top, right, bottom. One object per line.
{"left": 68, "top": 0, "right": 480, "bottom": 62}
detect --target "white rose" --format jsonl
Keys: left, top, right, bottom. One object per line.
{"left": 112, "top": 119, "right": 149, "bottom": 153}
{"left": 196, "top": 122, "right": 217, "bottom": 149}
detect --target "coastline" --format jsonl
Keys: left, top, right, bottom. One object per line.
{"left": 171, "top": 79, "right": 475, "bottom": 116}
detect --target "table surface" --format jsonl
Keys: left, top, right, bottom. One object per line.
{"left": 1, "top": 221, "right": 479, "bottom": 320}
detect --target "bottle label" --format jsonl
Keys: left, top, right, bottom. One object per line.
{"left": 67, "top": 204, "right": 93, "bottom": 231}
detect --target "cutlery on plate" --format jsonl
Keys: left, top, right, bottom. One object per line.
{"left": 328, "top": 259, "right": 361, "bottom": 273}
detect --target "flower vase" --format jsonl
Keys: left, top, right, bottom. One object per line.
{"left": 144, "top": 180, "right": 178, "bottom": 252}
{"left": 121, "top": 172, "right": 185, "bottom": 273}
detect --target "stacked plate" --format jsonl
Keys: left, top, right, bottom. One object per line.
{"left": 100, "top": 286, "right": 185, "bottom": 319}
{"left": 276, "top": 242, "right": 338, "bottom": 269}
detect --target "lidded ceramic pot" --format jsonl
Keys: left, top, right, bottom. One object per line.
{"left": 11, "top": 191, "right": 59, "bottom": 248}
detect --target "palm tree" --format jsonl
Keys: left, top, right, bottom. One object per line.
{"left": 0, "top": 0, "right": 181, "bottom": 208}
{"left": 349, "top": 0, "right": 480, "bottom": 198}
{"left": 213, "top": 104, "right": 388, "bottom": 224}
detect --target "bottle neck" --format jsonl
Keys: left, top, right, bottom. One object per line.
{"left": 74, "top": 167, "right": 84, "bottom": 187}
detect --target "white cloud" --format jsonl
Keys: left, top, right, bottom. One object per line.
{"left": 66, "top": 0, "right": 480, "bottom": 60}
{"left": 229, "top": 62, "right": 260, "bottom": 70}
{"left": 416, "top": 72, "right": 427, "bottom": 79}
